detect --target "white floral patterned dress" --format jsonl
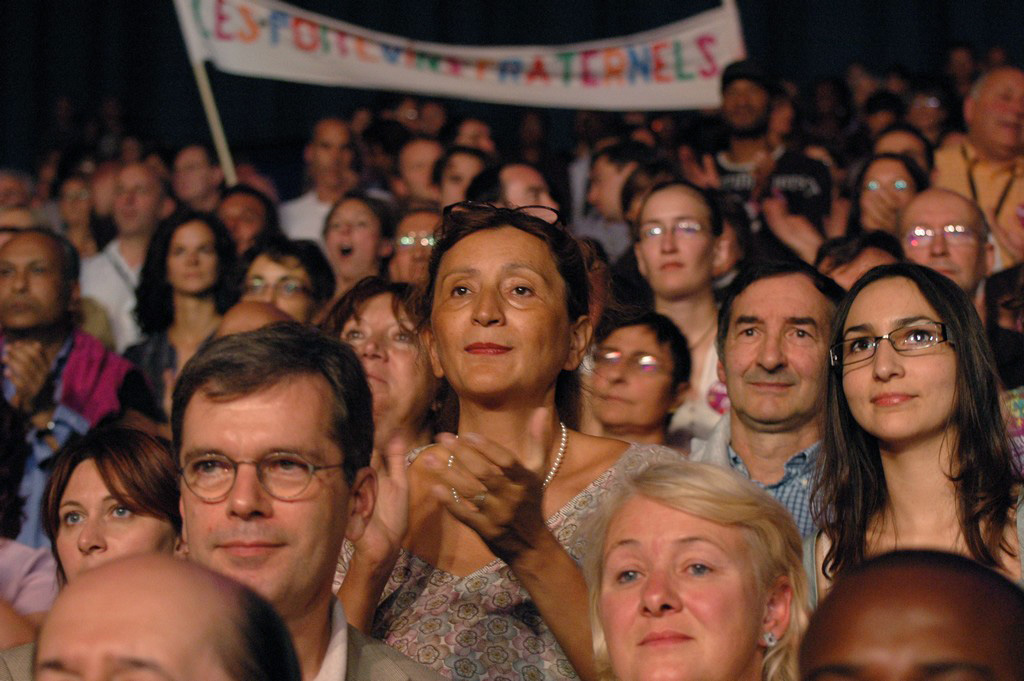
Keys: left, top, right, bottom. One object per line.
{"left": 335, "top": 443, "right": 681, "bottom": 681}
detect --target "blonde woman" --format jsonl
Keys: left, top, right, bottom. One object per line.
{"left": 582, "top": 461, "right": 808, "bottom": 681}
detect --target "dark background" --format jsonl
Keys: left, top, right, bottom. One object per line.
{"left": 2, "top": 0, "right": 1022, "bottom": 197}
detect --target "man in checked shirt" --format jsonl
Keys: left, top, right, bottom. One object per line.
{"left": 690, "top": 260, "right": 844, "bottom": 537}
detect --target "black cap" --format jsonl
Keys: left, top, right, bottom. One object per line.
{"left": 721, "top": 59, "right": 775, "bottom": 95}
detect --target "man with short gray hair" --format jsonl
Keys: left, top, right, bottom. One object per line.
{"left": 79, "top": 162, "right": 174, "bottom": 350}
{"left": 934, "top": 66, "right": 1024, "bottom": 268}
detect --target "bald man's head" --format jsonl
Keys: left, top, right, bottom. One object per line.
{"left": 800, "top": 550, "right": 1024, "bottom": 681}
{"left": 215, "top": 300, "right": 293, "bottom": 338}
{"left": 36, "top": 554, "right": 300, "bottom": 681}
{"left": 899, "top": 188, "right": 992, "bottom": 293}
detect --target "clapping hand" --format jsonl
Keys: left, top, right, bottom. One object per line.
{"left": 427, "top": 408, "right": 555, "bottom": 564}
{"left": 352, "top": 438, "right": 410, "bottom": 567}
{"left": 3, "top": 341, "right": 52, "bottom": 415}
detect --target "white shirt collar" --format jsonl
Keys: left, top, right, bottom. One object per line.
{"left": 311, "top": 601, "right": 349, "bottom": 681}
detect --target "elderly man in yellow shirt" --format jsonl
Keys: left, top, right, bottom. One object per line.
{"left": 934, "top": 66, "right": 1024, "bottom": 270}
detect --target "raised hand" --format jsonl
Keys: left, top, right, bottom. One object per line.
{"left": 762, "top": 194, "right": 824, "bottom": 264}
{"left": 860, "top": 187, "right": 902, "bottom": 232}
{"left": 990, "top": 207, "right": 1024, "bottom": 264}
{"left": 750, "top": 149, "right": 777, "bottom": 201}
{"left": 679, "top": 148, "right": 722, "bottom": 190}
{"left": 3, "top": 341, "right": 52, "bottom": 414}
{"left": 337, "top": 437, "right": 412, "bottom": 632}
{"left": 354, "top": 438, "right": 411, "bottom": 567}
{"left": 428, "top": 408, "right": 555, "bottom": 563}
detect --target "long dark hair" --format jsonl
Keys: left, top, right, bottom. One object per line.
{"left": 815, "top": 263, "right": 1020, "bottom": 578}
{"left": 417, "top": 202, "right": 589, "bottom": 428}
{"left": 135, "top": 211, "right": 238, "bottom": 334}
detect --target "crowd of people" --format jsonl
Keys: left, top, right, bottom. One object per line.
{"left": 1, "top": 41, "right": 1023, "bottom": 681}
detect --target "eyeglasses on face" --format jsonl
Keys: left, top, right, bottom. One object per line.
{"left": 637, "top": 219, "right": 707, "bottom": 241}
{"left": 395, "top": 233, "right": 436, "bottom": 249}
{"left": 243, "top": 276, "right": 312, "bottom": 299}
{"left": 180, "top": 452, "right": 344, "bottom": 502}
{"left": 903, "top": 224, "right": 979, "bottom": 249}
{"left": 594, "top": 349, "right": 668, "bottom": 375}
{"left": 865, "top": 179, "right": 909, "bottom": 192}
{"left": 829, "top": 320, "right": 951, "bottom": 368}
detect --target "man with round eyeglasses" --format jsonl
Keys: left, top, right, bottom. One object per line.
{"left": 903, "top": 188, "right": 1024, "bottom": 392}
{"left": 173, "top": 324, "right": 443, "bottom": 681}
{"left": 898, "top": 188, "right": 993, "bottom": 302}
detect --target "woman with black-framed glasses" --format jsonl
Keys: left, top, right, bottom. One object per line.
{"left": 334, "top": 202, "right": 679, "bottom": 681}
{"left": 808, "top": 262, "right": 1023, "bottom": 605}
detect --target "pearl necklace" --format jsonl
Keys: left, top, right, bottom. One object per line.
{"left": 449, "top": 421, "right": 568, "bottom": 503}
{"left": 541, "top": 421, "right": 569, "bottom": 489}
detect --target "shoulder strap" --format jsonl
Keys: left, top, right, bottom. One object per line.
{"left": 802, "top": 532, "right": 820, "bottom": 610}
{"left": 103, "top": 248, "right": 137, "bottom": 293}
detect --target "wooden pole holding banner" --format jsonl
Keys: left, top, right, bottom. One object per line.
{"left": 720, "top": 0, "right": 747, "bottom": 58}
{"left": 189, "top": 60, "right": 238, "bottom": 186}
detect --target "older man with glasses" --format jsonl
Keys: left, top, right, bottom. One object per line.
{"left": 898, "top": 188, "right": 993, "bottom": 304}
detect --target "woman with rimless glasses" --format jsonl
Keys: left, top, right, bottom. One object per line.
{"left": 588, "top": 311, "right": 691, "bottom": 446}
{"left": 632, "top": 181, "right": 730, "bottom": 445}
{"left": 807, "top": 263, "right": 1023, "bottom": 605}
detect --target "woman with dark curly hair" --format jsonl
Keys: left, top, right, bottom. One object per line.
{"left": 336, "top": 203, "right": 680, "bottom": 681}
{"left": 125, "top": 212, "right": 237, "bottom": 418}
{"left": 809, "top": 263, "right": 1023, "bottom": 604}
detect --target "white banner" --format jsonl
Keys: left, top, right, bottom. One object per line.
{"left": 173, "top": 0, "right": 745, "bottom": 111}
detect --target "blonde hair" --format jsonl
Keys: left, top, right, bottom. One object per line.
{"left": 581, "top": 461, "right": 808, "bottom": 681}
